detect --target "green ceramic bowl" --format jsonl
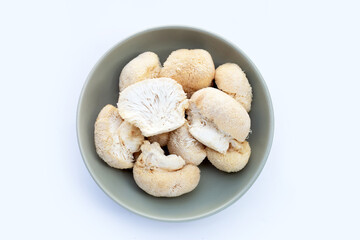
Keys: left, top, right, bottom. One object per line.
{"left": 77, "top": 26, "right": 274, "bottom": 222}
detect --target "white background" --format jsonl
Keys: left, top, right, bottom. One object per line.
{"left": 1, "top": 0, "right": 359, "bottom": 239}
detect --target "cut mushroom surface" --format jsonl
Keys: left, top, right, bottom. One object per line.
{"left": 187, "top": 107, "right": 231, "bottom": 154}
{"left": 133, "top": 141, "right": 200, "bottom": 197}
{"left": 117, "top": 78, "right": 188, "bottom": 137}
{"left": 187, "top": 87, "right": 251, "bottom": 153}
{"left": 94, "top": 105, "right": 144, "bottom": 169}
{"left": 139, "top": 141, "right": 185, "bottom": 171}
{"left": 168, "top": 122, "right": 206, "bottom": 165}
{"left": 117, "top": 121, "right": 144, "bottom": 153}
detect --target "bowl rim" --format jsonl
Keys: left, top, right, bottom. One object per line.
{"left": 76, "top": 25, "right": 274, "bottom": 222}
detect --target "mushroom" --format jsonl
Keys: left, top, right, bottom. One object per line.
{"left": 94, "top": 105, "right": 144, "bottom": 169}
{"left": 187, "top": 87, "right": 250, "bottom": 154}
{"left": 206, "top": 140, "right": 251, "bottom": 172}
{"left": 148, "top": 132, "right": 170, "bottom": 147}
{"left": 133, "top": 141, "right": 200, "bottom": 197}
{"left": 167, "top": 122, "right": 206, "bottom": 165}
{"left": 159, "top": 49, "right": 215, "bottom": 95}
{"left": 117, "top": 78, "right": 188, "bottom": 137}
{"left": 119, "top": 52, "right": 161, "bottom": 92}
{"left": 215, "top": 63, "right": 253, "bottom": 112}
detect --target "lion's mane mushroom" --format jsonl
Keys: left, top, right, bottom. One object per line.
{"left": 215, "top": 63, "right": 253, "bottom": 112}
{"left": 159, "top": 49, "right": 215, "bottom": 95}
{"left": 187, "top": 87, "right": 251, "bottom": 154}
{"left": 119, "top": 52, "right": 161, "bottom": 92}
{"left": 148, "top": 132, "right": 170, "bottom": 147}
{"left": 206, "top": 140, "right": 251, "bottom": 173}
{"left": 133, "top": 141, "right": 200, "bottom": 197}
{"left": 167, "top": 122, "right": 206, "bottom": 165}
{"left": 94, "top": 105, "right": 144, "bottom": 169}
{"left": 117, "top": 78, "right": 188, "bottom": 137}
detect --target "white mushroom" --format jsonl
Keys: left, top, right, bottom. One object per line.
{"left": 119, "top": 52, "right": 161, "bottom": 92}
{"left": 117, "top": 121, "right": 144, "bottom": 153}
{"left": 117, "top": 78, "right": 188, "bottom": 137}
{"left": 138, "top": 141, "right": 185, "bottom": 170}
{"left": 133, "top": 141, "right": 200, "bottom": 197}
{"left": 94, "top": 105, "right": 144, "bottom": 169}
{"left": 148, "top": 132, "right": 170, "bottom": 147}
{"left": 159, "top": 49, "right": 215, "bottom": 95}
{"left": 167, "top": 122, "right": 206, "bottom": 165}
{"left": 187, "top": 87, "right": 251, "bottom": 154}
{"left": 206, "top": 140, "right": 251, "bottom": 172}
{"left": 215, "top": 63, "right": 253, "bottom": 112}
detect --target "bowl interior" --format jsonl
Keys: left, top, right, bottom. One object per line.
{"left": 77, "top": 27, "right": 273, "bottom": 221}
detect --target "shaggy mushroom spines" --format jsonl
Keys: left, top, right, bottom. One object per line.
{"left": 133, "top": 163, "right": 200, "bottom": 197}
{"left": 206, "top": 140, "right": 251, "bottom": 173}
{"left": 160, "top": 49, "right": 215, "bottom": 94}
{"left": 215, "top": 63, "right": 253, "bottom": 112}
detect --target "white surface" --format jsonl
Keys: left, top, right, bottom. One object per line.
{"left": 1, "top": 0, "right": 359, "bottom": 239}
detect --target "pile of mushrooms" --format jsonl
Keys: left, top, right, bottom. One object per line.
{"left": 94, "top": 49, "right": 252, "bottom": 197}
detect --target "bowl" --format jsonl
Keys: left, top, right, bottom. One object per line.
{"left": 77, "top": 26, "right": 274, "bottom": 221}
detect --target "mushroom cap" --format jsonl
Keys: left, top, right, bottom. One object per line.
{"left": 94, "top": 105, "right": 144, "bottom": 169}
{"left": 189, "top": 87, "right": 250, "bottom": 143}
{"left": 148, "top": 132, "right": 170, "bottom": 147}
{"left": 133, "top": 141, "right": 200, "bottom": 197}
{"left": 117, "top": 78, "right": 188, "bottom": 137}
{"left": 159, "top": 49, "right": 215, "bottom": 94}
{"left": 215, "top": 63, "right": 253, "bottom": 112}
{"left": 168, "top": 122, "right": 206, "bottom": 165}
{"left": 96, "top": 104, "right": 123, "bottom": 121}
{"left": 206, "top": 140, "right": 251, "bottom": 173}
{"left": 119, "top": 52, "right": 161, "bottom": 92}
